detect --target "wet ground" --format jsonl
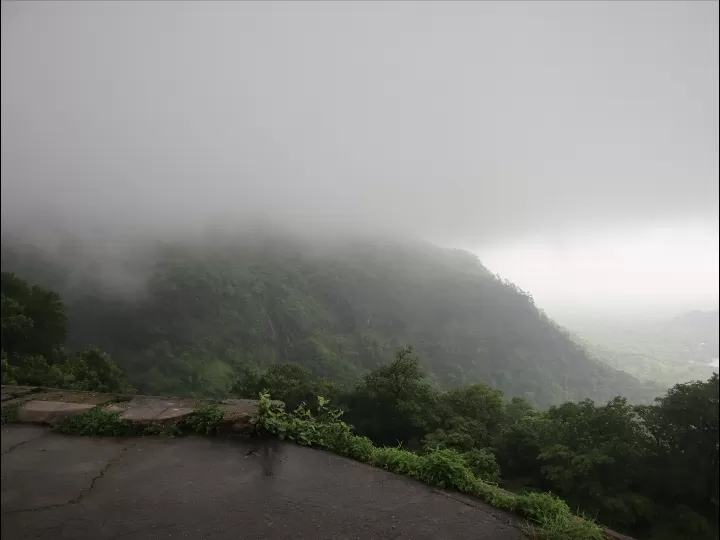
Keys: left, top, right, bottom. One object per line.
{"left": 1, "top": 425, "right": 524, "bottom": 539}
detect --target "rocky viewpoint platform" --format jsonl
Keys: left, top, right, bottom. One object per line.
{"left": 1, "top": 386, "right": 635, "bottom": 540}
{"left": 1, "top": 385, "right": 272, "bottom": 433}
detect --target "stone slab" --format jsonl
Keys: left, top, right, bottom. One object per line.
{"left": 33, "top": 390, "right": 120, "bottom": 405}
{"left": 17, "top": 400, "right": 95, "bottom": 425}
{"left": 155, "top": 407, "right": 195, "bottom": 421}
{"left": 1, "top": 386, "right": 39, "bottom": 402}
{"left": 217, "top": 399, "right": 269, "bottom": 433}
{"left": 111, "top": 397, "right": 199, "bottom": 423}
{"left": 120, "top": 405, "right": 169, "bottom": 421}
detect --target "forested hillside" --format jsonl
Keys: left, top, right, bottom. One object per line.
{"left": 0, "top": 233, "right": 661, "bottom": 406}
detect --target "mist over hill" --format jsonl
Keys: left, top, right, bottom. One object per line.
{"left": 0, "top": 230, "right": 663, "bottom": 407}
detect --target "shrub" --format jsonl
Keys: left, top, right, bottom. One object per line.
{"left": 472, "top": 480, "right": 519, "bottom": 512}
{"left": 516, "top": 492, "right": 604, "bottom": 540}
{"left": 344, "top": 435, "right": 376, "bottom": 462}
{"left": 1, "top": 402, "right": 21, "bottom": 425}
{"left": 58, "top": 407, "right": 136, "bottom": 437}
{"left": 252, "top": 392, "right": 288, "bottom": 436}
{"left": 462, "top": 448, "right": 500, "bottom": 483}
{"left": 524, "top": 515, "right": 604, "bottom": 540}
{"left": 415, "top": 448, "right": 475, "bottom": 492}
{"left": 517, "top": 492, "right": 572, "bottom": 523}
{"left": 254, "top": 392, "right": 356, "bottom": 450}
{"left": 183, "top": 404, "right": 224, "bottom": 435}
{"left": 370, "top": 446, "right": 422, "bottom": 477}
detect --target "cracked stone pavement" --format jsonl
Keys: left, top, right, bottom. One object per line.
{"left": 1, "top": 425, "right": 525, "bottom": 540}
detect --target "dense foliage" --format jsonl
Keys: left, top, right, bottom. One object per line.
{"left": 1, "top": 271, "right": 132, "bottom": 393}
{"left": 246, "top": 348, "right": 718, "bottom": 540}
{"left": 0, "top": 235, "right": 662, "bottom": 406}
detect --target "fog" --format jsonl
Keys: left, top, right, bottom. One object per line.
{"left": 1, "top": 1, "right": 718, "bottom": 317}
{"left": 472, "top": 222, "right": 719, "bottom": 322}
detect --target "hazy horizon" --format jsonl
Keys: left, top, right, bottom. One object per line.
{"left": 471, "top": 220, "right": 719, "bottom": 323}
{"left": 2, "top": 1, "right": 718, "bottom": 321}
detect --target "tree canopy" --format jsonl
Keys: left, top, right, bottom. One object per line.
{"left": 1, "top": 271, "right": 131, "bottom": 393}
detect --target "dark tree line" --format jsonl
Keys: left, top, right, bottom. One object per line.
{"left": 1, "top": 272, "right": 132, "bottom": 393}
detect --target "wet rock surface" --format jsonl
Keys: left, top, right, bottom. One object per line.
{"left": 1, "top": 425, "right": 525, "bottom": 540}
{"left": 107, "top": 396, "right": 198, "bottom": 424}
{"left": 1, "top": 386, "right": 38, "bottom": 403}
{"left": 1, "top": 386, "right": 268, "bottom": 433}
{"left": 16, "top": 401, "right": 95, "bottom": 426}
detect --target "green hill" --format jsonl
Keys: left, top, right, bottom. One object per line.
{"left": 0, "top": 233, "right": 661, "bottom": 406}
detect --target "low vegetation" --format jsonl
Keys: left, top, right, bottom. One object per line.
{"left": 242, "top": 348, "right": 718, "bottom": 540}
{"left": 1, "top": 402, "right": 21, "bottom": 425}
{"left": 251, "top": 391, "right": 604, "bottom": 540}
{"left": 1, "top": 271, "right": 133, "bottom": 393}
{"left": 58, "top": 407, "right": 136, "bottom": 437}
{"left": 57, "top": 404, "right": 227, "bottom": 438}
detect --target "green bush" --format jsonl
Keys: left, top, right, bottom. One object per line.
{"left": 517, "top": 492, "right": 572, "bottom": 523}
{"left": 415, "top": 448, "right": 475, "bottom": 492}
{"left": 462, "top": 448, "right": 500, "bottom": 483}
{"left": 343, "top": 435, "right": 376, "bottom": 462}
{"left": 58, "top": 407, "right": 136, "bottom": 437}
{"left": 183, "top": 404, "right": 224, "bottom": 435}
{"left": 1, "top": 403, "right": 21, "bottom": 425}
{"left": 369, "top": 446, "right": 422, "bottom": 477}
{"left": 515, "top": 492, "right": 604, "bottom": 540}
{"left": 253, "top": 392, "right": 356, "bottom": 449}
{"left": 524, "top": 515, "right": 605, "bottom": 540}
{"left": 472, "top": 480, "right": 519, "bottom": 511}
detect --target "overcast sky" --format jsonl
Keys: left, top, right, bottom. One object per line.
{"left": 1, "top": 1, "right": 718, "bottom": 317}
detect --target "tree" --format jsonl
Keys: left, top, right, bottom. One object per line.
{"left": 231, "top": 362, "right": 341, "bottom": 411}
{"left": 1, "top": 271, "right": 67, "bottom": 360}
{"left": 638, "top": 374, "right": 719, "bottom": 538}
{"left": 537, "top": 397, "right": 654, "bottom": 528}
{"left": 425, "top": 383, "right": 505, "bottom": 451}
{"left": 63, "top": 347, "right": 133, "bottom": 393}
{"left": 1, "top": 272, "right": 131, "bottom": 394}
{"left": 343, "top": 346, "right": 440, "bottom": 447}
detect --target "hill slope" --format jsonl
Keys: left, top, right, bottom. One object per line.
{"left": 0, "top": 233, "right": 661, "bottom": 406}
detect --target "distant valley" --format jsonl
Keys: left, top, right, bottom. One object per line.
{"left": 566, "top": 309, "right": 719, "bottom": 389}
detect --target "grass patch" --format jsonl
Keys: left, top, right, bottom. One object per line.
{"left": 253, "top": 392, "right": 604, "bottom": 540}
{"left": 56, "top": 404, "right": 228, "bottom": 438}
{"left": 472, "top": 479, "right": 520, "bottom": 512}
{"left": 57, "top": 407, "right": 138, "bottom": 436}
{"left": 370, "top": 446, "right": 422, "bottom": 477}
{"left": 182, "top": 404, "right": 224, "bottom": 435}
